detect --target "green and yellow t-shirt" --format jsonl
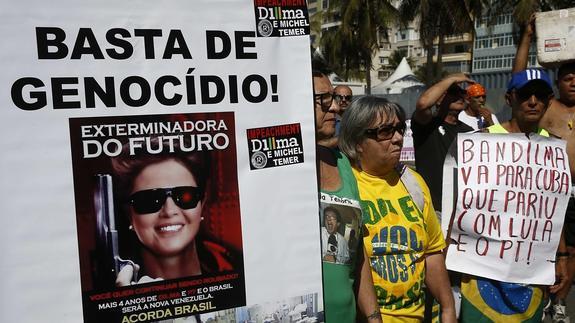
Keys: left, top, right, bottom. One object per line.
{"left": 353, "top": 167, "right": 445, "bottom": 322}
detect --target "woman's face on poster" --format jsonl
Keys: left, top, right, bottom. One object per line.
{"left": 129, "top": 159, "right": 203, "bottom": 257}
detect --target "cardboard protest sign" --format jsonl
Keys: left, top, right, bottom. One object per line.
{"left": 445, "top": 133, "right": 571, "bottom": 285}
{"left": 0, "top": 1, "right": 322, "bottom": 322}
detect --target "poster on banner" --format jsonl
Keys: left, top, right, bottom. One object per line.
{"left": 70, "top": 113, "right": 246, "bottom": 322}
{"left": 445, "top": 133, "right": 571, "bottom": 285}
{"left": 0, "top": 1, "right": 322, "bottom": 323}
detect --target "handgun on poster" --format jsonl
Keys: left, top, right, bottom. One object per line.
{"left": 94, "top": 174, "right": 138, "bottom": 285}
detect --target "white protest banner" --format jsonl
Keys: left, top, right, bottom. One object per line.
{"left": 445, "top": 133, "right": 571, "bottom": 285}
{"left": 0, "top": 1, "right": 321, "bottom": 322}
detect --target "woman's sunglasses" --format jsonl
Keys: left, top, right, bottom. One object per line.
{"left": 364, "top": 122, "right": 406, "bottom": 141}
{"left": 128, "top": 186, "right": 204, "bottom": 214}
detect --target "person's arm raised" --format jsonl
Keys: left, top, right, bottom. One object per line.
{"left": 512, "top": 14, "right": 535, "bottom": 73}
{"left": 413, "top": 73, "right": 474, "bottom": 124}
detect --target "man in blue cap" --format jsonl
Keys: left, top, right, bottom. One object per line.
{"left": 458, "top": 68, "right": 569, "bottom": 322}
{"left": 487, "top": 68, "right": 554, "bottom": 134}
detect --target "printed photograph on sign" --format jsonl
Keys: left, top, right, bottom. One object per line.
{"left": 319, "top": 198, "right": 362, "bottom": 265}
{"left": 69, "top": 112, "right": 245, "bottom": 322}
{"left": 202, "top": 292, "right": 321, "bottom": 322}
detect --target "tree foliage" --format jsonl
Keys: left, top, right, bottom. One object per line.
{"left": 399, "top": 0, "right": 475, "bottom": 86}
{"left": 318, "top": 0, "right": 573, "bottom": 90}
{"left": 320, "top": 0, "right": 397, "bottom": 93}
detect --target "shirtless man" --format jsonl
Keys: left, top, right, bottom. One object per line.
{"left": 513, "top": 17, "right": 575, "bottom": 172}
{"left": 513, "top": 16, "right": 575, "bottom": 323}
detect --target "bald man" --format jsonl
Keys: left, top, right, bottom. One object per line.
{"left": 334, "top": 85, "right": 353, "bottom": 115}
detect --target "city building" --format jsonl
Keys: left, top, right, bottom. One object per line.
{"left": 308, "top": 0, "right": 473, "bottom": 91}
{"left": 372, "top": 0, "right": 473, "bottom": 87}
{"left": 308, "top": 0, "right": 339, "bottom": 48}
{"left": 471, "top": 10, "right": 539, "bottom": 117}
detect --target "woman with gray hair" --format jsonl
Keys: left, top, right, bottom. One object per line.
{"left": 339, "top": 96, "right": 456, "bottom": 322}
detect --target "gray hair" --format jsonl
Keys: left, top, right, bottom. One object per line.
{"left": 338, "top": 96, "right": 406, "bottom": 164}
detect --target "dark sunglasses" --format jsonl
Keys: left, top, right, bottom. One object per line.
{"left": 334, "top": 94, "right": 352, "bottom": 102}
{"left": 128, "top": 186, "right": 204, "bottom": 214}
{"left": 314, "top": 92, "right": 334, "bottom": 111}
{"left": 514, "top": 88, "right": 552, "bottom": 102}
{"left": 365, "top": 122, "right": 406, "bottom": 140}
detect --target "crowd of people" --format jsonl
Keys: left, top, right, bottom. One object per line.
{"left": 314, "top": 13, "right": 575, "bottom": 323}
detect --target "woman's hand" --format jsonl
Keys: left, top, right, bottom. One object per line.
{"left": 115, "top": 263, "right": 164, "bottom": 287}
{"left": 424, "top": 253, "right": 457, "bottom": 323}
{"left": 440, "top": 306, "right": 457, "bottom": 323}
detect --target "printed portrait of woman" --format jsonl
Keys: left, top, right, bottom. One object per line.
{"left": 111, "top": 137, "right": 242, "bottom": 286}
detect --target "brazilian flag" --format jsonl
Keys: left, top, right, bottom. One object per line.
{"left": 460, "top": 275, "right": 544, "bottom": 322}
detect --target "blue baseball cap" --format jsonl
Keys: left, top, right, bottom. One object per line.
{"left": 507, "top": 69, "right": 553, "bottom": 93}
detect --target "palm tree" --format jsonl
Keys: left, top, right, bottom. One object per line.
{"left": 309, "top": 10, "right": 325, "bottom": 53}
{"left": 399, "top": 0, "right": 476, "bottom": 86}
{"left": 320, "top": 0, "right": 397, "bottom": 93}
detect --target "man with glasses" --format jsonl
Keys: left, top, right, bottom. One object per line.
{"left": 411, "top": 73, "right": 474, "bottom": 217}
{"left": 334, "top": 85, "right": 353, "bottom": 137}
{"left": 313, "top": 75, "right": 340, "bottom": 148}
{"left": 312, "top": 70, "right": 382, "bottom": 322}
{"left": 499, "top": 69, "right": 554, "bottom": 133}
{"left": 334, "top": 85, "right": 353, "bottom": 114}
{"left": 459, "top": 83, "right": 499, "bottom": 131}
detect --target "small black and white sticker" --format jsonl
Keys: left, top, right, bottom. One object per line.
{"left": 247, "top": 123, "right": 304, "bottom": 170}
{"left": 253, "top": 0, "right": 310, "bottom": 37}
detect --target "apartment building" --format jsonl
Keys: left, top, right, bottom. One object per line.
{"left": 308, "top": 0, "right": 472, "bottom": 89}
{"left": 471, "top": 11, "right": 539, "bottom": 117}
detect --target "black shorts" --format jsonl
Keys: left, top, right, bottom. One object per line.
{"left": 565, "top": 197, "right": 575, "bottom": 247}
